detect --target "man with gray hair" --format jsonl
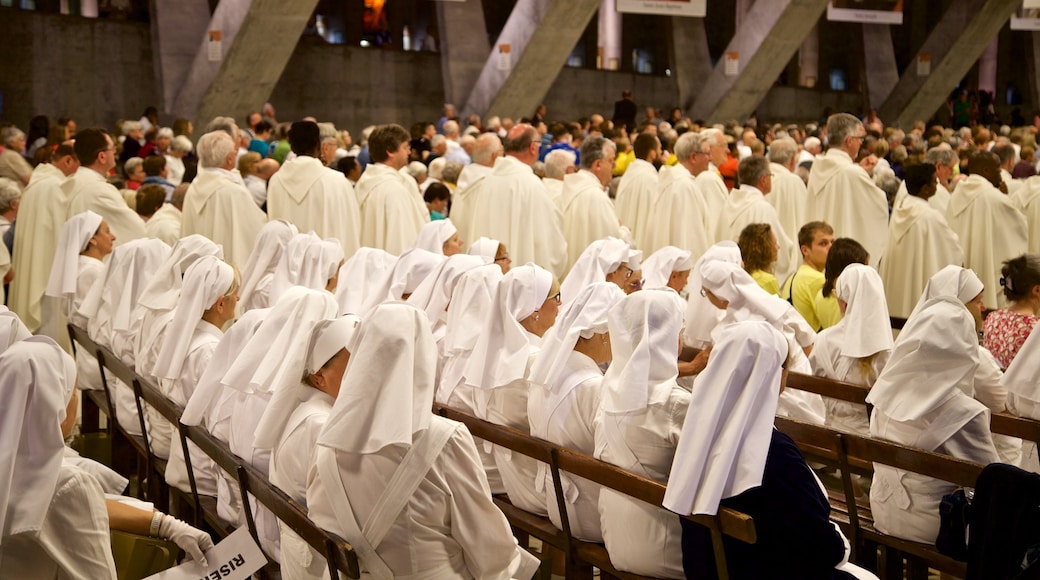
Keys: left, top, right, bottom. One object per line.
{"left": 165, "top": 135, "right": 193, "bottom": 186}
{"left": 696, "top": 128, "right": 730, "bottom": 218}
{"left": 717, "top": 156, "right": 797, "bottom": 280}
{"left": 646, "top": 131, "right": 713, "bottom": 259}
{"left": 0, "top": 126, "right": 31, "bottom": 187}
{"left": 456, "top": 133, "right": 502, "bottom": 191}
{"left": 181, "top": 130, "right": 267, "bottom": 268}
{"left": 558, "top": 136, "right": 622, "bottom": 272}
{"left": 798, "top": 136, "right": 821, "bottom": 166}
{"left": 146, "top": 182, "right": 187, "bottom": 247}
{"left": 318, "top": 122, "right": 340, "bottom": 167}
{"left": 615, "top": 132, "right": 661, "bottom": 252}
{"left": 894, "top": 145, "right": 955, "bottom": 213}
{"left": 0, "top": 177, "right": 19, "bottom": 300}
{"left": 442, "top": 120, "right": 470, "bottom": 165}
{"left": 766, "top": 137, "right": 808, "bottom": 243}
{"left": 541, "top": 148, "right": 576, "bottom": 206}
{"left": 806, "top": 113, "right": 889, "bottom": 262}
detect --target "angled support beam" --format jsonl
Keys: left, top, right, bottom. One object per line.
{"left": 669, "top": 16, "right": 712, "bottom": 113}
{"left": 862, "top": 24, "right": 899, "bottom": 111}
{"left": 691, "top": 0, "right": 829, "bottom": 123}
{"left": 878, "top": 0, "right": 1019, "bottom": 128}
{"left": 436, "top": 0, "right": 490, "bottom": 108}
{"left": 149, "top": 0, "right": 211, "bottom": 114}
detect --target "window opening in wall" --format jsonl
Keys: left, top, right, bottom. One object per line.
{"left": 829, "top": 68, "right": 848, "bottom": 92}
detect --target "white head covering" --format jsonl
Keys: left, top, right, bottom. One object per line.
{"left": 136, "top": 234, "right": 225, "bottom": 312}
{"left": 834, "top": 264, "right": 893, "bottom": 359}
{"left": 317, "top": 302, "right": 437, "bottom": 454}
{"left": 80, "top": 238, "right": 171, "bottom": 346}
{"left": 468, "top": 236, "right": 501, "bottom": 260}
{"left": 298, "top": 239, "right": 344, "bottom": 291}
{"left": 0, "top": 337, "right": 76, "bottom": 537}
{"left": 44, "top": 210, "right": 102, "bottom": 299}
{"left": 361, "top": 249, "right": 445, "bottom": 314}
{"left": 642, "top": 246, "right": 693, "bottom": 291}
{"left": 683, "top": 241, "right": 742, "bottom": 348}
{"left": 438, "top": 264, "right": 504, "bottom": 401}
{"left": 239, "top": 220, "right": 298, "bottom": 310}
{"left": 406, "top": 254, "right": 489, "bottom": 327}
{"left": 220, "top": 287, "right": 338, "bottom": 396}
{"left": 664, "top": 320, "right": 787, "bottom": 516}
{"left": 700, "top": 260, "right": 788, "bottom": 324}
{"left": 271, "top": 232, "right": 322, "bottom": 302}
{"left": 464, "top": 263, "right": 553, "bottom": 391}
{"left": 1001, "top": 325, "right": 1040, "bottom": 404}
{"left": 412, "top": 218, "right": 458, "bottom": 254}
{"left": 866, "top": 296, "right": 979, "bottom": 422}
{"left": 560, "top": 237, "right": 638, "bottom": 305}
{"left": 600, "top": 288, "right": 686, "bottom": 414}
{"left": 528, "top": 282, "right": 626, "bottom": 390}
{"left": 0, "top": 307, "right": 31, "bottom": 354}
{"left": 152, "top": 255, "right": 235, "bottom": 380}
{"left": 253, "top": 314, "right": 362, "bottom": 450}
{"left": 334, "top": 247, "right": 397, "bottom": 316}
{"left": 909, "top": 265, "right": 984, "bottom": 319}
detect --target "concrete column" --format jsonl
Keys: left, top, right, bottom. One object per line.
{"left": 978, "top": 36, "right": 999, "bottom": 96}
{"left": 878, "top": 0, "right": 1018, "bottom": 128}
{"left": 861, "top": 24, "right": 899, "bottom": 110}
{"left": 735, "top": 0, "right": 755, "bottom": 30}
{"left": 170, "top": 0, "right": 252, "bottom": 120}
{"left": 1027, "top": 33, "right": 1040, "bottom": 112}
{"left": 669, "top": 16, "right": 712, "bottom": 113}
{"left": 598, "top": 0, "right": 621, "bottom": 71}
{"left": 798, "top": 22, "right": 819, "bottom": 87}
{"left": 484, "top": 0, "right": 602, "bottom": 120}
{"left": 690, "top": 0, "right": 829, "bottom": 123}
{"left": 150, "top": 0, "right": 211, "bottom": 115}
{"left": 436, "top": 0, "right": 490, "bottom": 110}
{"left": 461, "top": 0, "right": 552, "bottom": 118}
{"left": 189, "top": 0, "right": 320, "bottom": 131}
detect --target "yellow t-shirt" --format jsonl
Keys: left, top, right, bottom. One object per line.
{"left": 750, "top": 270, "right": 780, "bottom": 296}
{"left": 814, "top": 290, "right": 842, "bottom": 330}
{"left": 614, "top": 150, "right": 636, "bottom": 176}
{"left": 780, "top": 264, "right": 826, "bottom": 330}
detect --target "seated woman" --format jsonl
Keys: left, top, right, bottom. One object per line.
{"left": 333, "top": 247, "right": 397, "bottom": 316}
{"left": 665, "top": 321, "right": 875, "bottom": 580}
{"left": 866, "top": 297, "right": 1000, "bottom": 544}
{"left": 814, "top": 238, "right": 869, "bottom": 331}
{"left": 640, "top": 245, "right": 693, "bottom": 294}
{"left": 237, "top": 219, "right": 298, "bottom": 313}
{"left": 0, "top": 336, "right": 212, "bottom": 577}
{"left": 360, "top": 248, "right": 445, "bottom": 313}
{"left": 983, "top": 253, "right": 1040, "bottom": 370}
{"left": 308, "top": 303, "right": 539, "bottom": 579}
{"left": 738, "top": 223, "right": 781, "bottom": 295}
{"left": 809, "top": 264, "right": 893, "bottom": 435}
{"left": 528, "top": 282, "right": 626, "bottom": 541}
{"left": 468, "top": 236, "right": 512, "bottom": 274}
{"left": 413, "top": 218, "right": 465, "bottom": 256}
{"left": 560, "top": 236, "right": 640, "bottom": 307}
{"left": 596, "top": 289, "right": 689, "bottom": 578}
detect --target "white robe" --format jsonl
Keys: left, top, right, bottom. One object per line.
{"left": 144, "top": 203, "right": 182, "bottom": 247}
{"left": 805, "top": 149, "right": 889, "bottom": 264}
{"left": 455, "top": 163, "right": 493, "bottom": 193}
{"left": 945, "top": 174, "right": 1028, "bottom": 309}
{"left": 64, "top": 166, "right": 147, "bottom": 245}
{"left": 355, "top": 163, "right": 429, "bottom": 256}
{"left": 694, "top": 168, "right": 729, "bottom": 226}
{"left": 715, "top": 184, "right": 798, "bottom": 281}
{"left": 542, "top": 178, "right": 564, "bottom": 212}
{"left": 809, "top": 324, "right": 889, "bottom": 436}
{"left": 893, "top": 178, "right": 951, "bottom": 215}
{"left": 765, "top": 162, "right": 808, "bottom": 243}
{"left": 70, "top": 257, "right": 104, "bottom": 392}
{"left": 1011, "top": 176, "right": 1040, "bottom": 253}
{"left": 559, "top": 170, "right": 621, "bottom": 273}
{"left": 8, "top": 163, "right": 68, "bottom": 333}
{"left": 181, "top": 168, "right": 267, "bottom": 270}
{"left": 614, "top": 159, "right": 659, "bottom": 251}
{"left": 646, "top": 164, "right": 712, "bottom": 260}
{"left": 165, "top": 154, "right": 185, "bottom": 186}
{"left": 879, "top": 195, "right": 964, "bottom": 319}
{"left": 267, "top": 156, "right": 362, "bottom": 258}
{"left": 457, "top": 156, "right": 568, "bottom": 278}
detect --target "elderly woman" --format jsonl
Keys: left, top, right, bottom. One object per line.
{"left": 0, "top": 126, "right": 32, "bottom": 186}
{"left": 560, "top": 237, "right": 640, "bottom": 306}
{"left": 412, "top": 217, "right": 465, "bottom": 256}
{"left": 468, "top": 236, "right": 512, "bottom": 274}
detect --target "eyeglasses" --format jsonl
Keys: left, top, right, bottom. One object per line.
{"left": 849, "top": 134, "right": 867, "bottom": 141}
{"left": 700, "top": 288, "right": 708, "bottom": 297}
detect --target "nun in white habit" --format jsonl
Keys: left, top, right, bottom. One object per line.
{"left": 269, "top": 232, "right": 322, "bottom": 302}
{"left": 641, "top": 245, "right": 693, "bottom": 294}
{"left": 664, "top": 321, "right": 875, "bottom": 580}
{"left": 594, "top": 289, "right": 688, "bottom": 579}
{"left": 152, "top": 255, "right": 238, "bottom": 496}
{"left": 809, "top": 264, "right": 893, "bottom": 436}
{"left": 468, "top": 236, "right": 511, "bottom": 274}
{"left": 264, "top": 315, "right": 360, "bottom": 580}
{"left": 682, "top": 241, "right": 742, "bottom": 350}
{"left": 455, "top": 264, "right": 559, "bottom": 516}
{"left": 1002, "top": 325, "right": 1040, "bottom": 471}
{"left": 44, "top": 210, "right": 112, "bottom": 391}
{"left": 308, "top": 302, "right": 540, "bottom": 580}
{"left": 237, "top": 219, "right": 298, "bottom": 313}
{"left": 560, "top": 237, "right": 640, "bottom": 306}
{"left": 407, "top": 254, "right": 489, "bottom": 373}
{"left": 359, "top": 248, "right": 445, "bottom": 315}
{"left": 527, "top": 282, "right": 625, "bottom": 541}
{"left": 0, "top": 306, "right": 31, "bottom": 353}
{"left": 333, "top": 246, "right": 397, "bottom": 316}
{"left": 866, "top": 296, "right": 1000, "bottom": 544}
{"left": 413, "top": 217, "right": 465, "bottom": 256}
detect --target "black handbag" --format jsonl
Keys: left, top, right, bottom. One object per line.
{"left": 937, "top": 488, "right": 971, "bottom": 561}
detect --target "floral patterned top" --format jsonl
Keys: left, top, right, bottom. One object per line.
{"left": 983, "top": 309, "right": 1039, "bottom": 369}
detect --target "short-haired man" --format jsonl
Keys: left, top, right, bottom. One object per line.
{"left": 455, "top": 133, "right": 502, "bottom": 191}
{"left": 993, "top": 142, "right": 1023, "bottom": 199}
{"left": 695, "top": 128, "right": 730, "bottom": 217}
{"left": 806, "top": 113, "right": 889, "bottom": 263}
{"left": 541, "top": 149, "right": 577, "bottom": 206}
{"left": 145, "top": 182, "right": 187, "bottom": 247}
{"left": 717, "top": 156, "right": 798, "bottom": 280}
{"left": 267, "top": 121, "right": 361, "bottom": 257}
{"left": 141, "top": 155, "right": 176, "bottom": 200}
{"left": 646, "top": 131, "right": 713, "bottom": 259}
{"left": 879, "top": 164, "right": 964, "bottom": 318}
{"left": 780, "top": 221, "right": 834, "bottom": 330}
{"left": 66, "top": 128, "right": 147, "bottom": 245}
{"left": 181, "top": 130, "right": 267, "bottom": 268}
{"left": 558, "top": 136, "right": 622, "bottom": 272}
{"left": 898, "top": 146, "right": 956, "bottom": 213}
{"left": 615, "top": 132, "right": 661, "bottom": 252}
{"left": 765, "top": 137, "right": 808, "bottom": 242}
{"left": 353, "top": 123, "right": 429, "bottom": 254}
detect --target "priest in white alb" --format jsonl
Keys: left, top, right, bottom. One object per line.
{"left": 614, "top": 133, "right": 661, "bottom": 252}
{"left": 646, "top": 131, "right": 713, "bottom": 260}
{"left": 695, "top": 128, "right": 730, "bottom": 220}
{"left": 764, "top": 137, "right": 808, "bottom": 243}
{"left": 354, "top": 124, "right": 429, "bottom": 255}
{"left": 559, "top": 136, "right": 622, "bottom": 273}
{"left": 64, "top": 128, "right": 147, "bottom": 244}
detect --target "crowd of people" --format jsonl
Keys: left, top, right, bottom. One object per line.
{"left": 1, "top": 98, "right": 1040, "bottom": 579}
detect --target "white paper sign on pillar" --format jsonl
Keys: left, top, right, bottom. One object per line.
{"left": 497, "top": 43, "right": 512, "bottom": 71}
{"left": 144, "top": 526, "right": 266, "bottom": 580}
{"left": 724, "top": 51, "right": 740, "bottom": 76}
{"left": 916, "top": 53, "right": 931, "bottom": 76}
{"left": 208, "top": 30, "right": 223, "bottom": 62}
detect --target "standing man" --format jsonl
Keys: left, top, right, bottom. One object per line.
{"left": 65, "top": 128, "right": 147, "bottom": 244}
{"left": 615, "top": 133, "right": 661, "bottom": 253}
{"left": 558, "top": 136, "right": 622, "bottom": 273}
{"left": 647, "top": 131, "right": 713, "bottom": 260}
{"left": 612, "top": 90, "right": 637, "bottom": 132}
{"left": 765, "top": 137, "right": 808, "bottom": 244}
{"left": 695, "top": 128, "right": 730, "bottom": 219}
{"left": 354, "top": 124, "right": 429, "bottom": 255}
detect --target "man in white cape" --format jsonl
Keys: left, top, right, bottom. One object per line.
{"left": 1012, "top": 173, "right": 1040, "bottom": 253}
{"left": 64, "top": 128, "right": 147, "bottom": 244}
{"left": 614, "top": 133, "right": 661, "bottom": 252}
{"left": 145, "top": 183, "right": 185, "bottom": 247}
{"left": 695, "top": 128, "right": 730, "bottom": 220}
{"left": 646, "top": 131, "right": 713, "bottom": 260}
{"left": 558, "top": 136, "right": 622, "bottom": 273}
{"left": 764, "top": 137, "right": 808, "bottom": 243}
{"left": 354, "top": 124, "right": 429, "bottom": 255}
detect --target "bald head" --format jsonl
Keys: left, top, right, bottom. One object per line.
{"left": 503, "top": 123, "right": 540, "bottom": 165}
{"left": 256, "top": 158, "right": 280, "bottom": 180}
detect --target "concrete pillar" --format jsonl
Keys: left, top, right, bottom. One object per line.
{"left": 436, "top": 0, "right": 490, "bottom": 110}
{"left": 183, "top": 0, "right": 320, "bottom": 132}
{"left": 978, "top": 36, "right": 999, "bottom": 96}
{"left": 669, "top": 16, "right": 712, "bottom": 113}
{"left": 598, "top": 0, "right": 621, "bottom": 71}
{"left": 861, "top": 24, "right": 899, "bottom": 111}
{"left": 461, "top": 0, "right": 552, "bottom": 118}
{"left": 735, "top": 0, "right": 755, "bottom": 30}
{"left": 481, "top": 0, "right": 603, "bottom": 120}
{"left": 150, "top": 0, "right": 211, "bottom": 115}
{"left": 878, "top": 0, "right": 1018, "bottom": 129}
{"left": 798, "top": 22, "right": 819, "bottom": 87}
{"left": 1027, "top": 33, "right": 1040, "bottom": 112}
{"left": 690, "top": 0, "right": 829, "bottom": 123}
